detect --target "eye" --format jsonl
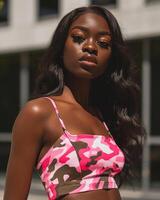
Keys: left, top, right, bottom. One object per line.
{"left": 71, "top": 35, "right": 85, "bottom": 44}
{"left": 97, "top": 41, "right": 111, "bottom": 49}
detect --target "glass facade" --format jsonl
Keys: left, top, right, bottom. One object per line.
{"left": 38, "top": 0, "right": 59, "bottom": 18}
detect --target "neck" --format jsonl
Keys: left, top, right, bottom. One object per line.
{"left": 64, "top": 75, "right": 91, "bottom": 109}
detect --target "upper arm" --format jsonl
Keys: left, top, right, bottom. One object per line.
{"left": 3, "top": 99, "right": 48, "bottom": 200}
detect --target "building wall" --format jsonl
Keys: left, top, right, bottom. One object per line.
{"left": 0, "top": 0, "right": 160, "bottom": 53}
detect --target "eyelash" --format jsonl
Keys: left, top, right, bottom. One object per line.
{"left": 72, "top": 35, "right": 85, "bottom": 44}
{"left": 97, "top": 41, "right": 111, "bottom": 49}
{"left": 71, "top": 35, "right": 111, "bottom": 49}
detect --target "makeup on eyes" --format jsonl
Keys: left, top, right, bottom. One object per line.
{"left": 70, "top": 27, "right": 112, "bottom": 49}
{"left": 71, "top": 30, "right": 85, "bottom": 44}
{"left": 97, "top": 41, "right": 111, "bottom": 49}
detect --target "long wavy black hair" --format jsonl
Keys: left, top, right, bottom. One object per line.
{"left": 33, "top": 6, "right": 144, "bottom": 186}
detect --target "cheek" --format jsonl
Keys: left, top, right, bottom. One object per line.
{"left": 103, "top": 49, "right": 112, "bottom": 63}
{"left": 99, "top": 50, "right": 112, "bottom": 70}
{"left": 63, "top": 40, "right": 79, "bottom": 67}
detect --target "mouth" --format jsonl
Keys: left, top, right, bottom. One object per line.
{"left": 79, "top": 55, "right": 97, "bottom": 67}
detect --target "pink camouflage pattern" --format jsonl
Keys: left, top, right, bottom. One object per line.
{"left": 36, "top": 97, "right": 125, "bottom": 200}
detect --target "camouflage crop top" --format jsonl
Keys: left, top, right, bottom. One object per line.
{"left": 36, "top": 97, "right": 125, "bottom": 200}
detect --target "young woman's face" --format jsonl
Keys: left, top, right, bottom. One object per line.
{"left": 63, "top": 12, "right": 112, "bottom": 79}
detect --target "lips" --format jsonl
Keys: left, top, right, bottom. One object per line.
{"left": 79, "top": 54, "right": 97, "bottom": 66}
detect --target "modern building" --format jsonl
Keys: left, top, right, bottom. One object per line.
{"left": 0, "top": 0, "right": 160, "bottom": 199}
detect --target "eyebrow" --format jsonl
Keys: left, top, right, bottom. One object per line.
{"left": 71, "top": 25, "right": 111, "bottom": 36}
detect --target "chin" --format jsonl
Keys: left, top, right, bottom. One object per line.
{"left": 65, "top": 67, "right": 101, "bottom": 80}
{"left": 75, "top": 71, "right": 96, "bottom": 79}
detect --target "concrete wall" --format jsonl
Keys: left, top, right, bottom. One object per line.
{"left": 0, "top": 0, "right": 160, "bottom": 52}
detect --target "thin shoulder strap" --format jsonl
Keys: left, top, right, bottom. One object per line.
{"left": 103, "top": 121, "right": 109, "bottom": 132}
{"left": 44, "top": 97, "right": 66, "bottom": 130}
{"left": 103, "top": 121, "right": 113, "bottom": 137}
{"left": 97, "top": 108, "right": 112, "bottom": 136}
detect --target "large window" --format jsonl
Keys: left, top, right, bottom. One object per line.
{"left": 0, "top": 53, "right": 19, "bottom": 132}
{"left": 0, "top": 0, "right": 9, "bottom": 23}
{"left": 91, "top": 0, "right": 117, "bottom": 6}
{"left": 0, "top": 53, "right": 19, "bottom": 172}
{"left": 38, "top": 0, "right": 59, "bottom": 18}
{"left": 151, "top": 37, "right": 160, "bottom": 136}
{"left": 0, "top": 50, "right": 45, "bottom": 172}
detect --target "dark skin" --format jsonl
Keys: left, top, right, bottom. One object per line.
{"left": 3, "top": 13, "right": 121, "bottom": 200}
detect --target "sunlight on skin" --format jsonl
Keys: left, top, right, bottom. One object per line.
{"left": 32, "top": 105, "right": 41, "bottom": 113}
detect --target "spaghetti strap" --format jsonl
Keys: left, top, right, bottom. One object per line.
{"left": 103, "top": 121, "right": 113, "bottom": 137}
{"left": 96, "top": 108, "right": 112, "bottom": 136}
{"left": 103, "top": 121, "right": 109, "bottom": 131}
{"left": 44, "top": 97, "right": 66, "bottom": 130}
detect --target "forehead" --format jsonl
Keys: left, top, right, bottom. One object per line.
{"left": 69, "top": 12, "right": 110, "bottom": 33}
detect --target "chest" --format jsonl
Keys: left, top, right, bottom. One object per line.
{"left": 57, "top": 105, "right": 108, "bottom": 135}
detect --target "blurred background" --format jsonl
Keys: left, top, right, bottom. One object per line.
{"left": 0, "top": 0, "right": 160, "bottom": 199}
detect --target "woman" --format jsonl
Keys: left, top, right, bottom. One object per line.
{"left": 4, "top": 5, "right": 143, "bottom": 200}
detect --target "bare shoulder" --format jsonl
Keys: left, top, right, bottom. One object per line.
{"left": 12, "top": 97, "right": 57, "bottom": 139}
{"left": 3, "top": 98, "right": 55, "bottom": 199}
{"left": 15, "top": 97, "right": 56, "bottom": 123}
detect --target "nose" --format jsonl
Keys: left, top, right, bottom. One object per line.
{"left": 82, "top": 39, "right": 97, "bottom": 56}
